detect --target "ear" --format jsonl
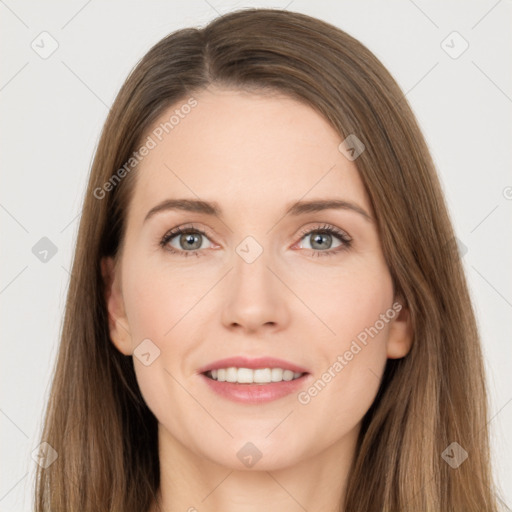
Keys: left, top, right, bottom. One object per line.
{"left": 386, "top": 299, "right": 414, "bottom": 359}
{"left": 101, "top": 256, "right": 133, "bottom": 355}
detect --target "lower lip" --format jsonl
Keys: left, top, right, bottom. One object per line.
{"left": 200, "top": 373, "right": 309, "bottom": 404}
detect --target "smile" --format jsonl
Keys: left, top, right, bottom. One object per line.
{"left": 204, "top": 367, "right": 304, "bottom": 384}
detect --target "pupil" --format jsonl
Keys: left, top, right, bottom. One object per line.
{"left": 311, "top": 232, "right": 331, "bottom": 250}
{"left": 182, "top": 233, "right": 201, "bottom": 250}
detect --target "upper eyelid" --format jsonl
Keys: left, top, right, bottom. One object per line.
{"left": 297, "top": 223, "right": 351, "bottom": 239}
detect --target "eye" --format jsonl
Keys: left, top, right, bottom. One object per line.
{"left": 295, "top": 224, "right": 352, "bottom": 257}
{"left": 159, "top": 223, "right": 352, "bottom": 258}
{"left": 159, "top": 225, "right": 213, "bottom": 257}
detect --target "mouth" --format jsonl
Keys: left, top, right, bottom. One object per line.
{"left": 202, "top": 367, "right": 308, "bottom": 385}
{"left": 197, "top": 357, "right": 311, "bottom": 403}
{"left": 197, "top": 356, "right": 310, "bottom": 385}
{"left": 199, "top": 365, "right": 311, "bottom": 404}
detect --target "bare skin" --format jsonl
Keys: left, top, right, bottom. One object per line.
{"left": 102, "top": 86, "right": 413, "bottom": 512}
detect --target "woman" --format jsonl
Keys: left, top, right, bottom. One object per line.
{"left": 34, "top": 7, "right": 506, "bottom": 511}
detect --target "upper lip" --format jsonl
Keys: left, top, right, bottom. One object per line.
{"left": 197, "top": 356, "right": 309, "bottom": 374}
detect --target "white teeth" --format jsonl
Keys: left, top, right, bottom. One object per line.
{"left": 207, "top": 367, "right": 303, "bottom": 384}
{"left": 254, "top": 368, "right": 272, "bottom": 383}
{"left": 271, "top": 368, "right": 283, "bottom": 382}
{"left": 226, "top": 367, "right": 238, "bottom": 382}
{"left": 237, "top": 368, "right": 254, "bottom": 383}
{"left": 283, "top": 370, "right": 295, "bottom": 381}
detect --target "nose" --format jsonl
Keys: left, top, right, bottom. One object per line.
{"left": 220, "top": 243, "right": 290, "bottom": 334}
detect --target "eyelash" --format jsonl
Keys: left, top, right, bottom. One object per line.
{"left": 159, "top": 223, "right": 352, "bottom": 258}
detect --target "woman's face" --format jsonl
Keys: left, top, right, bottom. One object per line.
{"left": 103, "top": 86, "right": 412, "bottom": 470}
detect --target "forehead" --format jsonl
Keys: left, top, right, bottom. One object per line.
{"left": 126, "top": 87, "right": 371, "bottom": 226}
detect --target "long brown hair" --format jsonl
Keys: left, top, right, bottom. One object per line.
{"left": 34, "top": 8, "right": 507, "bottom": 511}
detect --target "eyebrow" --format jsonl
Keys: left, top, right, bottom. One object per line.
{"left": 144, "top": 198, "right": 373, "bottom": 223}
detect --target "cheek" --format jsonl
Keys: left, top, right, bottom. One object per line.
{"left": 297, "top": 260, "right": 393, "bottom": 415}
{"left": 122, "top": 257, "right": 199, "bottom": 343}
{"left": 304, "top": 254, "right": 394, "bottom": 348}
{"left": 121, "top": 259, "right": 202, "bottom": 411}
{"left": 297, "top": 320, "right": 390, "bottom": 443}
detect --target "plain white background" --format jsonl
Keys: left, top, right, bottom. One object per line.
{"left": 1, "top": 1, "right": 511, "bottom": 510}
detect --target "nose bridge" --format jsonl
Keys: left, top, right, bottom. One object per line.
{"left": 232, "top": 233, "right": 274, "bottom": 298}
{"left": 221, "top": 232, "right": 288, "bottom": 330}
